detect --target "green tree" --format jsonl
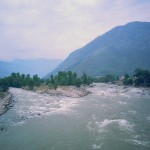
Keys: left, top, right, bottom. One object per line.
{"left": 124, "top": 74, "right": 129, "bottom": 79}
{"left": 33, "top": 74, "right": 40, "bottom": 87}
{"left": 81, "top": 72, "right": 87, "bottom": 84}
{"left": 29, "top": 79, "right": 34, "bottom": 90}
{"left": 25, "top": 74, "right": 31, "bottom": 86}
{"left": 123, "top": 74, "right": 133, "bottom": 85}
{"left": 67, "top": 71, "right": 73, "bottom": 85}
{"left": 0, "top": 78, "right": 9, "bottom": 92}
{"left": 72, "top": 72, "right": 77, "bottom": 85}
{"left": 75, "top": 78, "right": 81, "bottom": 87}
{"left": 134, "top": 68, "right": 150, "bottom": 87}
{"left": 21, "top": 74, "right": 26, "bottom": 86}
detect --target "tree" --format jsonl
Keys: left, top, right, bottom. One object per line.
{"left": 0, "top": 73, "right": 42, "bottom": 91}
{"left": 33, "top": 75, "right": 40, "bottom": 87}
{"left": 75, "top": 78, "right": 81, "bottom": 87}
{"left": 21, "top": 74, "right": 26, "bottom": 86}
{"left": 29, "top": 79, "right": 34, "bottom": 90}
{"left": 25, "top": 74, "right": 31, "bottom": 86}
{"left": 123, "top": 78, "right": 133, "bottom": 85}
{"left": 124, "top": 74, "right": 129, "bottom": 79}
{"left": 123, "top": 74, "right": 133, "bottom": 85}
{"left": 72, "top": 72, "right": 77, "bottom": 85}
{"left": 81, "top": 72, "right": 87, "bottom": 84}
{"left": 0, "top": 78, "right": 9, "bottom": 92}
{"left": 134, "top": 68, "right": 150, "bottom": 87}
{"left": 67, "top": 71, "right": 73, "bottom": 85}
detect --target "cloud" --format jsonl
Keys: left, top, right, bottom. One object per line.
{"left": 0, "top": 0, "right": 150, "bottom": 61}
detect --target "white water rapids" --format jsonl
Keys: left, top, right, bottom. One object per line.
{"left": 0, "top": 83, "right": 150, "bottom": 150}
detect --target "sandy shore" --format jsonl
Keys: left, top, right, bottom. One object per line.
{"left": 0, "top": 92, "right": 12, "bottom": 115}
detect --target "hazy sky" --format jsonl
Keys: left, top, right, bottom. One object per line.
{"left": 0, "top": 0, "right": 150, "bottom": 61}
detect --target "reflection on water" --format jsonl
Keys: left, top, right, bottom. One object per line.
{"left": 0, "top": 84, "right": 150, "bottom": 150}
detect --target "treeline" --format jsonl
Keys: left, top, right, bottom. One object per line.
{"left": 45, "top": 71, "right": 93, "bottom": 89}
{"left": 0, "top": 71, "right": 94, "bottom": 92}
{"left": 0, "top": 73, "right": 41, "bottom": 92}
{"left": 1, "top": 68, "right": 149, "bottom": 92}
{"left": 94, "top": 74, "right": 118, "bottom": 83}
{"left": 123, "top": 68, "right": 150, "bottom": 87}
{"left": 45, "top": 71, "right": 118, "bottom": 89}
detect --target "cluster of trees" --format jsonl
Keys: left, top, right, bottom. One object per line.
{"left": 123, "top": 74, "right": 133, "bottom": 85}
{"left": 123, "top": 68, "right": 150, "bottom": 87}
{"left": 0, "top": 73, "right": 41, "bottom": 92}
{"left": 94, "top": 74, "right": 117, "bottom": 83}
{"left": 46, "top": 72, "right": 119, "bottom": 89}
{"left": 46, "top": 71, "right": 93, "bottom": 89}
{"left": 1, "top": 68, "right": 149, "bottom": 92}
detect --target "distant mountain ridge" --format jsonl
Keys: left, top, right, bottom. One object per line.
{"left": 0, "top": 58, "right": 62, "bottom": 78}
{"left": 46, "top": 21, "right": 150, "bottom": 77}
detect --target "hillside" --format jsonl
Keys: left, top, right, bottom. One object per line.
{"left": 0, "top": 59, "right": 62, "bottom": 78}
{"left": 46, "top": 21, "right": 150, "bottom": 77}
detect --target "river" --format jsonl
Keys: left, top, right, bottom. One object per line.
{"left": 0, "top": 83, "right": 150, "bottom": 150}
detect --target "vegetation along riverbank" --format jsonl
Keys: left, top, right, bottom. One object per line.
{"left": 0, "top": 68, "right": 150, "bottom": 115}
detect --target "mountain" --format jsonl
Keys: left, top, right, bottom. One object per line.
{"left": 0, "top": 58, "right": 62, "bottom": 78}
{"left": 46, "top": 21, "right": 150, "bottom": 77}
{"left": 0, "top": 61, "right": 28, "bottom": 78}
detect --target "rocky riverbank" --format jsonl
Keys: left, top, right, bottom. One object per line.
{"left": 34, "top": 85, "right": 91, "bottom": 98}
{"left": 0, "top": 92, "right": 12, "bottom": 116}
{"left": 0, "top": 85, "right": 91, "bottom": 118}
{"left": 1, "top": 83, "right": 149, "bottom": 119}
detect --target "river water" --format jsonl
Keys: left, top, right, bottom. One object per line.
{"left": 0, "top": 83, "right": 150, "bottom": 150}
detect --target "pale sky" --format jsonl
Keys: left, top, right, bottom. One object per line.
{"left": 0, "top": 0, "right": 150, "bottom": 61}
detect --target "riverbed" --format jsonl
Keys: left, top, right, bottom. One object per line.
{"left": 0, "top": 83, "right": 150, "bottom": 150}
